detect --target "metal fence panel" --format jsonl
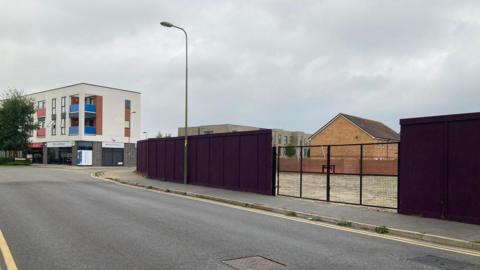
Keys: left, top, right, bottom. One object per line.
{"left": 277, "top": 142, "right": 399, "bottom": 209}
{"left": 399, "top": 123, "right": 445, "bottom": 217}
{"left": 362, "top": 143, "right": 398, "bottom": 208}
{"left": 137, "top": 130, "right": 273, "bottom": 195}
{"left": 329, "top": 145, "right": 361, "bottom": 204}
{"left": 400, "top": 112, "right": 480, "bottom": 224}
{"left": 301, "top": 146, "right": 328, "bottom": 200}
{"left": 277, "top": 146, "right": 301, "bottom": 197}
{"left": 209, "top": 136, "right": 224, "bottom": 187}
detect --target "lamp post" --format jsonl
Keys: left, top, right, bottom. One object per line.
{"left": 160, "top": 21, "right": 188, "bottom": 185}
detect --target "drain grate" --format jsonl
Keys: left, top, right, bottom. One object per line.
{"left": 223, "top": 256, "right": 285, "bottom": 270}
{"left": 409, "top": 255, "right": 474, "bottom": 270}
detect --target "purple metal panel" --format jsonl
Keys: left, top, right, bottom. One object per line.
{"left": 447, "top": 120, "right": 480, "bottom": 224}
{"left": 136, "top": 141, "right": 142, "bottom": 173}
{"left": 174, "top": 140, "right": 184, "bottom": 183}
{"left": 147, "top": 140, "right": 157, "bottom": 178}
{"left": 257, "top": 132, "right": 273, "bottom": 194}
{"left": 156, "top": 140, "right": 166, "bottom": 179}
{"left": 239, "top": 135, "right": 259, "bottom": 191}
{"left": 137, "top": 140, "right": 147, "bottom": 175}
{"left": 136, "top": 130, "right": 273, "bottom": 195}
{"left": 209, "top": 136, "right": 224, "bottom": 187}
{"left": 187, "top": 137, "right": 198, "bottom": 184}
{"left": 399, "top": 122, "right": 445, "bottom": 218}
{"left": 223, "top": 135, "right": 240, "bottom": 189}
{"left": 195, "top": 137, "right": 210, "bottom": 184}
{"left": 165, "top": 140, "right": 175, "bottom": 180}
{"left": 400, "top": 112, "right": 480, "bottom": 224}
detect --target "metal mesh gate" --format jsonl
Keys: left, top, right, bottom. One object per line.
{"left": 276, "top": 142, "right": 399, "bottom": 209}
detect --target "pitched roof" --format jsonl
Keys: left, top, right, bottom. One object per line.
{"left": 310, "top": 113, "right": 400, "bottom": 141}
{"left": 26, "top": 83, "right": 141, "bottom": 95}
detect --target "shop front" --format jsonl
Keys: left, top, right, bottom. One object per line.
{"left": 28, "top": 143, "right": 45, "bottom": 164}
{"left": 102, "top": 142, "right": 124, "bottom": 166}
{"left": 76, "top": 141, "right": 93, "bottom": 166}
{"left": 47, "top": 141, "right": 74, "bottom": 165}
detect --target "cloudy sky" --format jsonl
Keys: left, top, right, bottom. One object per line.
{"left": 1, "top": 1, "right": 479, "bottom": 136}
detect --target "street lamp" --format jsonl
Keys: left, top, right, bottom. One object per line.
{"left": 160, "top": 21, "right": 188, "bottom": 185}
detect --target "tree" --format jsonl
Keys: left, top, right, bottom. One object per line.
{"left": 156, "top": 131, "right": 172, "bottom": 138}
{"left": 0, "top": 89, "right": 37, "bottom": 156}
{"left": 284, "top": 143, "right": 297, "bottom": 157}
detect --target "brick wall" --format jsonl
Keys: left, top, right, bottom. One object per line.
{"left": 309, "top": 116, "right": 398, "bottom": 159}
{"left": 279, "top": 157, "right": 397, "bottom": 175}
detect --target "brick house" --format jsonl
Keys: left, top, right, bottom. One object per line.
{"left": 309, "top": 113, "right": 400, "bottom": 160}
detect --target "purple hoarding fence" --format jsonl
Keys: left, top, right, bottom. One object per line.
{"left": 399, "top": 112, "right": 480, "bottom": 225}
{"left": 137, "top": 130, "right": 274, "bottom": 195}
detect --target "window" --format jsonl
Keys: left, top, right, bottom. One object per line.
{"left": 52, "top": 98, "right": 56, "bottom": 115}
{"left": 125, "top": 120, "right": 130, "bottom": 128}
{"left": 277, "top": 135, "right": 281, "bottom": 144}
{"left": 38, "top": 119, "right": 45, "bottom": 128}
{"left": 125, "top": 100, "right": 131, "bottom": 109}
{"left": 284, "top": 136, "right": 288, "bottom": 144}
{"left": 61, "top": 118, "right": 66, "bottom": 135}
{"left": 61, "top": 96, "right": 66, "bottom": 113}
{"left": 51, "top": 121, "right": 56, "bottom": 135}
{"left": 85, "top": 96, "right": 95, "bottom": 104}
{"left": 37, "top": 100, "right": 45, "bottom": 109}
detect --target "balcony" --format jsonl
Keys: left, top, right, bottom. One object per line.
{"left": 85, "top": 104, "right": 96, "bottom": 113}
{"left": 70, "top": 104, "right": 79, "bottom": 113}
{"left": 69, "top": 104, "right": 96, "bottom": 118}
{"left": 36, "top": 128, "right": 46, "bottom": 137}
{"left": 69, "top": 126, "right": 79, "bottom": 136}
{"left": 37, "top": 108, "right": 46, "bottom": 118}
{"left": 85, "top": 126, "right": 96, "bottom": 135}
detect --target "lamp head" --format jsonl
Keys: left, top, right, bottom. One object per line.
{"left": 160, "top": 21, "right": 174, "bottom": 27}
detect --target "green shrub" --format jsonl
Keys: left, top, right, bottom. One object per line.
{"left": 374, "top": 225, "right": 389, "bottom": 234}
{"left": 286, "top": 211, "right": 297, "bottom": 217}
{"left": 337, "top": 220, "right": 352, "bottom": 227}
{"left": 0, "top": 157, "right": 31, "bottom": 165}
{"left": 0, "top": 157, "right": 14, "bottom": 164}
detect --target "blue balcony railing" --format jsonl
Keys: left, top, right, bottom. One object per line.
{"left": 69, "top": 126, "right": 79, "bottom": 135}
{"left": 85, "top": 104, "right": 96, "bottom": 113}
{"left": 70, "top": 104, "right": 79, "bottom": 113}
{"left": 69, "top": 104, "right": 96, "bottom": 114}
{"left": 85, "top": 126, "right": 96, "bottom": 135}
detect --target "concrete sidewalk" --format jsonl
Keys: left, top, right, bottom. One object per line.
{"left": 97, "top": 167, "right": 480, "bottom": 250}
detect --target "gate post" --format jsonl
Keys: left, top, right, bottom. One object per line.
{"left": 272, "top": 147, "right": 277, "bottom": 196}
{"left": 397, "top": 142, "right": 401, "bottom": 211}
{"left": 360, "top": 144, "right": 363, "bottom": 205}
{"left": 327, "top": 145, "right": 331, "bottom": 202}
{"left": 277, "top": 146, "right": 281, "bottom": 195}
{"left": 300, "top": 145, "right": 303, "bottom": 198}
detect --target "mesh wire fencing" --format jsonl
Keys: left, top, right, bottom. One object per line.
{"left": 276, "top": 142, "right": 399, "bottom": 209}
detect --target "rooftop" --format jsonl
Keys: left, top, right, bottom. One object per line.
{"left": 26, "top": 83, "right": 141, "bottom": 95}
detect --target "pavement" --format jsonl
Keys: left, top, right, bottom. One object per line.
{"left": 1, "top": 166, "right": 480, "bottom": 270}
{"left": 97, "top": 167, "right": 480, "bottom": 250}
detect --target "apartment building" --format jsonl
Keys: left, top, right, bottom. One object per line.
{"left": 178, "top": 124, "right": 310, "bottom": 157}
{"left": 27, "top": 83, "right": 141, "bottom": 166}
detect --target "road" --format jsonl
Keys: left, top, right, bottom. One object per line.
{"left": 0, "top": 166, "right": 479, "bottom": 270}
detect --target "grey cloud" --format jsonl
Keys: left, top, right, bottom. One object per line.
{"left": 1, "top": 0, "right": 480, "bottom": 136}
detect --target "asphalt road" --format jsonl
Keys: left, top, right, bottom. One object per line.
{"left": 0, "top": 166, "right": 479, "bottom": 270}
